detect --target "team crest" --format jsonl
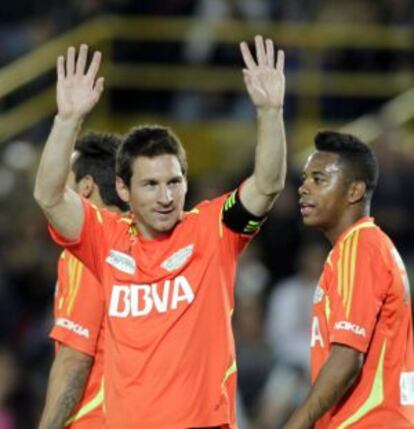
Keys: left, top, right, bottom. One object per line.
{"left": 106, "top": 250, "right": 137, "bottom": 275}
{"left": 161, "top": 245, "right": 194, "bottom": 272}
{"left": 313, "top": 285, "right": 325, "bottom": 304}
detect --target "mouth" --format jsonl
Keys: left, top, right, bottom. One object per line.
{"left": 154, "top": 208, "right": 174, "bottom": 216}
{"left": 299, "top": 200, "right": 316, "bottom": 216}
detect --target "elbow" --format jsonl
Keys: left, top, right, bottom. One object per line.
{"left": 255, "top": 175, "right": 286, "bottom": 198}
{"left": 33, "top": 183, "right": 62, "bottom": 211}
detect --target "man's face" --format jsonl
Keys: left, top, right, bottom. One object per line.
{"left": 122, "top": 154, "right": 187, "bottom": 238}
{"left": 298, "top": 151, "right": 349, "bottom": 230}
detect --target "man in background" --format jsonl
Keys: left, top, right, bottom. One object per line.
{"left": 38, "top": 132, "right": 128, "bottom": 429}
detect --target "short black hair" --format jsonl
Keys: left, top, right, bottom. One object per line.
{"left": 116, "top": 125, "right": 187, "bottom": 187}
{"left": 73, "top": 131, "right": 128, "bottom": 211}
{"left": 315, "top": 131, "right": 379, "bottom": 197}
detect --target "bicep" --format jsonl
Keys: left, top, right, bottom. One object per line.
{"left": 239, "top": 176, "right": 277, "bottom": 217}
{"left": 43, "top": 187, "right": 84, "bottom": 242}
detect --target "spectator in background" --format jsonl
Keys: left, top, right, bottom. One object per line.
{"left": 254, "top": 241, "right": 327, "bottom": 429}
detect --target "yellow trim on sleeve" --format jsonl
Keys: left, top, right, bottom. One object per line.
{"left": 346, "top": 230, "right": 360, "bottom": 318}
{"left": 338, "top": 340, "right": 387, "bottom": 429}
{"left": 65, "top": 378, "right": 104, "bottom": 426}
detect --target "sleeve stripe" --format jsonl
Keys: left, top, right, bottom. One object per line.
{"left": 346, "top": 230, "right": 360, "bottom": 318}
{"left": 337, "top": 230, "right": 360, "bottom": 316}
{"left": 342, "top": 236, "right": 352, "bottom": 309}
{"left": 66, "top": 256, "right": 83, "bottom": 316}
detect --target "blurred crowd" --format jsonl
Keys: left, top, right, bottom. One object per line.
{"left": 0, "top": 1, "right": 413, "bottom": 429}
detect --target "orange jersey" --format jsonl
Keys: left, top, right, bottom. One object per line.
{"left": 310, "top": 217, "right": 414, "bottom": 429}
{"left": 50, "top": 194, "right": 254, "bottom": 429}
{"left": 50, "top": 251, "right": 105, "bottom": 428}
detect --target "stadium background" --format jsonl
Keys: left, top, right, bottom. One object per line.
{"left": 0, "top": 1, "right": 412, "bottom": 428}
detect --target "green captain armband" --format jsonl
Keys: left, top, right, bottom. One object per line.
{"left": 222, "top": 190, "right": 266, "bottom": 235}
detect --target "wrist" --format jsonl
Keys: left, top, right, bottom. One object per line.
{"left": 257, "top": 106, "right": 283, "bottom": 115}
{"left": 54, "top": 114, "right": 84, "bottom": 128}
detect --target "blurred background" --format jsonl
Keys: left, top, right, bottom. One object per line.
{"left": 0, "top": 1, "right": 413, "bottom": 428}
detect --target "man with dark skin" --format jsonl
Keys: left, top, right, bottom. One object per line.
{"left": 284, "top": 131, "right": 414, "bottom": 429}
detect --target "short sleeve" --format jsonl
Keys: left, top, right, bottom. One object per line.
{"left": 48, "top": 198, "right": 116, "bottom": 283}
{"left": 50, "top": 253, "right": 104, "bottom": 357}
{"left": 328, "top": 231, "right": 388, "bottom": 353}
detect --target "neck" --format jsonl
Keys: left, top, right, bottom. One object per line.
{"left": 324, "top": 204, "right": 370, "bottom": 246}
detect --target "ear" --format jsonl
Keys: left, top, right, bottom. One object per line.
{"left": 116, "top": 176, "right": 130, "bottom": 203}
{"left": 77, "top": 175, "right": 95, "bottom": 199}
{"left": 348, "top": 181, "right": 366, "bottom": 204}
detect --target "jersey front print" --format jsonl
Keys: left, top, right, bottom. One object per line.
{"left": 50, "top": 193, "right": 254, "bottom": 429}
{"left": 310, "top": 217, "right": 414, "bottom": 429}
{"left": 51, "top": 250, "right": 105, "bottom": 428}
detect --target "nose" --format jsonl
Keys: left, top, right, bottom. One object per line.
{"left": 158, "top": 185, "right": 173, "bottom": 205}
{"left": 298, "top": 180, "right": 308, "bottom": 196}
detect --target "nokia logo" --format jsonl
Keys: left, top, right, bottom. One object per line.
{"left": 56, "top": 318, "right": 90, "bottom": 338}
{"left": 334, "top": 321, "right": 366, "bottom": 337}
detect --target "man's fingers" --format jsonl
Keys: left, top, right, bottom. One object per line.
{"left": 93, "top": 76, "right": 105, "bottom": 97}
{"left": 76, "top": 44, "right": 88, "bottom": 76}
{"left": 86, "top": 51, "right": 102, "bottom": 81}
{"left": 255, "top": 35, "right": 266, "bottom": 66}
{"left": 66, "top": 46, "right": 76, "bottom": 77}
{"left": 266, "top": 39, "right": 274, "bottom": 68}
{"left": 57, "top": 56, "right": 65, "bottom": 81}
{"left": 240, "top": 42, "right": 257, "bottom": 70}
{"left": 276, "top": 50, "right": 285, "bottom": 74}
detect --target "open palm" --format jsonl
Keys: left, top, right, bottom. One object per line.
{"left": 240, "top": 36, "right": 285, "bottom": 109}
{"left": 57, "top": 44, "right": 104, "bottom": 119}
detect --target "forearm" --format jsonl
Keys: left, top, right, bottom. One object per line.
{"left": 39, "top": 346, "right": 92, "bottom": 429}
{"left": 34, "top": 115, "right": 82, "bottom": 208}
{"left": 253, "top": 106, "right": 286, "bottom": 197}
{"left": 284, "top": 346, "right": 362, "bottom": 429}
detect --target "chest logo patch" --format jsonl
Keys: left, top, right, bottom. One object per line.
{"left": 106, "top": 250, "right": 136, "bottom": 275}
{"left": 313, "top": 285, "right": 324, "bottom": 304}
{"left": 161, "top": 244, "right": 194, "bottom": 272}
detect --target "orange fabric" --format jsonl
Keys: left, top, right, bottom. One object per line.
{"left": 49, "top": 194, "right": 253, "bottom": 429}
{"left": 50, "top": 251, "right": 105, "bottom": 428}
{"left": 311, "top": 217, "right": 414, "bottom": 428}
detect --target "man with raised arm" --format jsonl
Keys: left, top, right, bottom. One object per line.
{"left": 38, "top": 131, "right": 128, "bottom": 429}
{"left": 34, "top": 36, "right": 286, "bottom": 428}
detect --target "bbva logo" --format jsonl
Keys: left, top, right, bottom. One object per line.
{"left": 109, "top": 275, "right": 194, "bottom": 318}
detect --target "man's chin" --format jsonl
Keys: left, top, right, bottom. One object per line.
{"left": 301, "top": 215, "right": 320, "bottom": 228}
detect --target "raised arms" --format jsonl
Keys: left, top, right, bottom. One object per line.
{"left": 239, "top": 35, "right": 287, "bottom": 217}
{"left": 34, "top": 45, "right": 104, "bottom": 241}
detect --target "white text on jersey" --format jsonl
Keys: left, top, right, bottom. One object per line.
{"left": 109, "top": 276, "right": 195, "bottom": 317}
{"left": 56, "top": 318, "right": 90, "bottom": 338}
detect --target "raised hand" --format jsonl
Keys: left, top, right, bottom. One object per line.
{"left": 56, "top": 44, "right": 104, "bottom": 120}
{"left": 240, "top": 36, "right": 285, "bottom": 110}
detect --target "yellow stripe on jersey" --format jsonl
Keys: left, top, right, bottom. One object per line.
{"left": 65, "top": 378, "right": 104, "bottom": 426}
{"left": 90, "top": 203, "right": 103, "bottom": 224}
{"left": 338, "top": 340, "right": 387, "bottom": 429}
{"left": 324, "top": 295, "right": 331, "bottom": 322}
{"left": 67, "top": 257, "right": 83, "bottom": 316}
{"left": 341, "top": 221, "right": 375, "bottom": 242}
{"left": 342, "top": 236, "right": 352, "bottom": 307}
{"left": 337, "top": 230, "right": 360, "bottom": 315}
{"left": 119, "top": 217, "right": 132, "bottom": 224}
{"left": 221, "top": 360, "right": 237, "bottom": 389}
{"left": 346, "top": 230, "right": 360, "bottom": 318}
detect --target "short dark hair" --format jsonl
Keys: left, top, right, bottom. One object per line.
{"left": 116, "top": 125, "right": 188, "bottom": 187}
{"left": 315, "top": 131, "right": 379, "bottom": 197}
{"left": 73, "top": 131, "right": 128, "bottom": 211}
